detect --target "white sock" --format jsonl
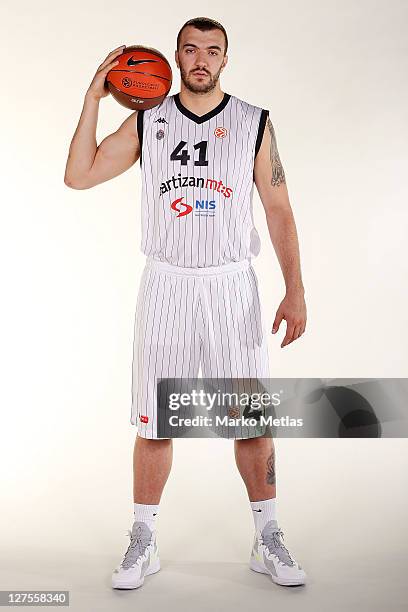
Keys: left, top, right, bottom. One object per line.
{"left": 250, "top": 498, "right": 277, "bottom": 533}
{"left": 133, "top": 503, "right": 159, "bottom": 531}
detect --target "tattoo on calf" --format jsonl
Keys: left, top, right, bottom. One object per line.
{"left": 266, "top": 450, "right": 276, "bottom": 485}
{"left": 267, "top": 117, "right": 286, "bottom": 187}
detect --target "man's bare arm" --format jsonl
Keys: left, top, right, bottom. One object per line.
{"left": 254, "top": 116, "right": 306, "bottom": 346}
{"left": 64, "top": 44, "right": 140, "bottom": 190}
{"left": 64, "top": 97, "right": 140, "bottom": 190}
{"left": 254, "top": 116, "right": 304, "bottom": 294}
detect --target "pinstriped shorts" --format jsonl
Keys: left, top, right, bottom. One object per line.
{"left": 130, "top": 257, "right": 271, "bottom": 439}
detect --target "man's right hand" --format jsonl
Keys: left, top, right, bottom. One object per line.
{"left": 86, "top": 45, "right": 126, "bottom": 101}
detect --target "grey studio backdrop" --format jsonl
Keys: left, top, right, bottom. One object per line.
{"left": 1, "top": 1, "right": 407, "bottom": 611}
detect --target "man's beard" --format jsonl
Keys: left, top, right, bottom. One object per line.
{"left": 180, "top": 64, "right": 223, "bottom": 94}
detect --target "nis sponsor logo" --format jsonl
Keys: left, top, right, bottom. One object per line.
{"left": 171, "top": 198, "right": 216, "bottom": 218}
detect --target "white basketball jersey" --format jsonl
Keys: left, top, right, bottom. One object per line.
{"left": 136, "top": 92, "right": 269, "bottom": 268}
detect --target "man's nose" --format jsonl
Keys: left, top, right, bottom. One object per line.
{"left": 195, "top": 53, "right": 208, "bottom": 67}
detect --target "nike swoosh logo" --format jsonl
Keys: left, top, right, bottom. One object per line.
{"left": 127, "top": 58, "right": 158, "bottom": 66}
{"left": 263, "top": 552, "right": 278, "bottom": 576}
{"left": 140, "top": 551, "right": 150, "bottom": 577}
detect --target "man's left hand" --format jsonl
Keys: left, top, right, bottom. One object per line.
{"left": 272, "top": 290, "right": 307, "bottom": 348}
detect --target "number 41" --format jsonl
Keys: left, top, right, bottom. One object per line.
{"left": 170, "top": 140, "right": 208, "bottom": 166}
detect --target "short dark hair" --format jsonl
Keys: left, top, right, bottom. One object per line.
{"left": 176, "top": 17, "right": 228, "bottom": 55}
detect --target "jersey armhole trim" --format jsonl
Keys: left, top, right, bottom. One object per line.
{"left": 255, "top": 109, "right": 269, "bottom": 158}
{"left": 137, "top": 110, "right": 144, "bottom": 166}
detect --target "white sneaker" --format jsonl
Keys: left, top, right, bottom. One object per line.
{"left": 250, "top": 520, "right": 306, "bottom": 586}
{"left": 112, "top": 521, "right": 160, "bottom": 589}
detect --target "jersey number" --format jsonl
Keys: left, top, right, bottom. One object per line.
{"left": 170, "top": 140, "right": 208, "bottom": 166}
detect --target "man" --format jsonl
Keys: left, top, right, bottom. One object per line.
{"left": 64, "top": 17, "right": 307, "bottom": 589}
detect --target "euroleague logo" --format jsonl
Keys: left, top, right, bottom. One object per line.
{"left": 121, "top": 78, "right": 158, "bottom": 90}
{"left": 214, "top": 126, "right": 228, "bottom": 138}
{"left": 171, "top": 197, "right": 216, "bottom": 218}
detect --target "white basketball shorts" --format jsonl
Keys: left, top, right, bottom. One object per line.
{"left": 130, "top": 257, "right": 271, "bottom": 439}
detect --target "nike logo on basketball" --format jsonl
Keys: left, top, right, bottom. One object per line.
{"left": 127, "top": 58, "right": 158, "bottom": 66}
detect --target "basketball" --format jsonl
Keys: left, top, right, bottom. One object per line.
{"left": 106, "top": 45, "right": 172, "bottom": 110}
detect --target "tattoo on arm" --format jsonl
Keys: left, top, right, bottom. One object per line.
{"left": 267, "top": 117, "right": 286, "bottom": 187}
{"left": 266, "top": 450, "right": 276, "bottom": 485}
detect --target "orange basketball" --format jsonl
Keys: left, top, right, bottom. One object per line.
{"left": 106, "top": 45, "right": 172, "bottom": 110}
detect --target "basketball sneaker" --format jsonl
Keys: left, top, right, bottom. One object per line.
{"left": 250, "top": 520, "right": 306, "bottom": 586}
{"left": 112, "top": 521, "right": 160, "bottom": 589}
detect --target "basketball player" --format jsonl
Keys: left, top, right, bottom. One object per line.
{"left": 64, "top": 17, "right": 307, "bottom": 589}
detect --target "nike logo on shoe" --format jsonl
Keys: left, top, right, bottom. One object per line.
{"left": 263, "top": 552, "right": 278, "bottom": 576}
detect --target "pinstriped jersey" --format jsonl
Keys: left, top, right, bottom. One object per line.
{"left": 136, "top": 92, "right": 269, "bottom": 268}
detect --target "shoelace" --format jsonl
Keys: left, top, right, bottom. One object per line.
{"left": 121, "top": 525, "right": 152, "bottom": 570}
{"left": 261, "top": 528, "right": 295, "bottom": 566}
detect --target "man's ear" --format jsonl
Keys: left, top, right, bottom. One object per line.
{"left": 175, "top": 50, "right": 179, "bottom": 69}
{"left": 221, "top": 54, "right": 228, "bottom": 71}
